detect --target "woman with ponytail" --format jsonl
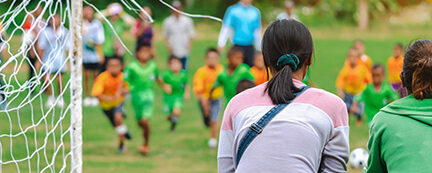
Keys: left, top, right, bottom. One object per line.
{"left": 217, "top": 19, "right": 349, "bottom": 172}
{"left": 364, "top": 40, "right": 432, "bottom": 173}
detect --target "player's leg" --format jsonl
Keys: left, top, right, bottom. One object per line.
{"left": 208, "top": 99, "right": 221, "bottom": 148}
{"left": 43, "top": 73, "right": 56, "bottom": 107}
{"left": 170, "top": 98, "right": 183, "bottom": 132}
{"left": 170, "top": 108, "right": 181, "bottom": 132}
{"left": 138, "top": 118, "right": 150, "bottom": 155}
{"left": 83, "top": 67, "right": 90, "bottom": 105}
{"left": 113, "top": 105, "right": 127, "bottom": 153}
{"left": 133, "top": 93, "right": 153, "bottom": 154}
{"left": 56, "top": 73, "right": 64, "bottom": 107}
{"left": 198, "top": 100, "right": 210, "bottom": 127}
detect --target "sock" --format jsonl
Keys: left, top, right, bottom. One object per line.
{"left": 170, "top": 117, "right": 178, "bottom": 131}
{"left": 115, "top": 125, "right": 128, "bottom": 135}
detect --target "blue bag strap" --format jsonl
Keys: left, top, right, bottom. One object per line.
{"left": 235, "top": 86, "right": 311, "bottom": 168}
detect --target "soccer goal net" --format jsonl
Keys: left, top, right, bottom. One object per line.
{"left": 0, "top": 0, "right": 83, "bottom": 172}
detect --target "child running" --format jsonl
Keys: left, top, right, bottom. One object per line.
{"left": 212, "top": 46, "right": 254, "bottom": 102}
{"left": 92, "top": 57, "right": 131, "bottom": 153}
{"left": 387, "top": 43, "right": 407, "bottom": 97}
{"left": 193, "top": 48, "right": 224, "bottom": 148}
{"left": 162, "top": 56, "right": 190, "bottom": 132}
{"left": 124, "top": 44, "right": 170, "bottom": 155}
{"left": 351, "top": 64, "right": 399, "bottom": 125}
{"left": 336, "top": 49, "right": 371, "bottom": 125}
{"left": 250, "top": 52, "right": 269, "bottom": 85}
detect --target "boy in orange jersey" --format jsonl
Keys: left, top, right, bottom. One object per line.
{"left": 92, "top": 57, "right": 131, "bottom": 153}
{"left": 193, "top": 48, "right": 224, "bottom": 148}
{"left": 337, "top": 49, "right": 371, "bottom": 125}
{"left": 250, "top": 52, "right": 270, "bottom": 85}
{"left": 387, "top": 43, "right": 407, "bottom": 97}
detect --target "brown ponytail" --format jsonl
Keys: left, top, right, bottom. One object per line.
{"left": 402, "top": 40, "right": 432, "bottom": 100}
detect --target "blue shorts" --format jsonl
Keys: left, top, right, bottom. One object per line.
{"left": 343, "top": 92, "right": 363, "bottom": 119}
{"left": 199, "top": 99, "right": 222, "bottom": 122}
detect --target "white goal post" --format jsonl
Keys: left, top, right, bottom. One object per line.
{"left": 70, "top": 0, "right": 83, "bottom": 172}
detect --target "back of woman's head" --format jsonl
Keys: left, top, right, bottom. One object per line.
{"left": 403, "top": 40, "right": 432, "bottom": 100}
{"left": 262, "top": 19, "right": 313, "bottom": 104}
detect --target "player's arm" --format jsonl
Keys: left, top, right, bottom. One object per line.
{"left": 157, "top": 77, "right": 172, "bottom": 94}
{"left": 217, "top": 8, "right": 233, "bottom": 53}
{"left": 253, "top": 11, "right": 262, "bottom": 51}
{"left": 336, "top": 69, "right": 346, "bottom": 98}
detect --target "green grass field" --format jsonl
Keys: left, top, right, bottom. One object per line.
{"left": 1, "top": 23, "right": 431, "bottom": 173}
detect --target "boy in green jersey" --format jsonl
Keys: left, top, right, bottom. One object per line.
{"left": 352, "top": 64, "right": 399, "bottom": 124}
{"left": 212, "top": 47, "right": 255, "bottom": 103}
{"left": 123, "top": 45, "right": 170, "bottom": 155}
{"left": 162, "top": 56, "right": 190, "bottom": 131}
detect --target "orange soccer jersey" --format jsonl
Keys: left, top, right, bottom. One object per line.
{"left": 387, "top": 55, "right": 404, "bottom": 84}
{"left": 250, "top": 66, "right": 269, "bottom": 85}
{"left": 92, "top": 71, "right": 126, "bottom": 110}
{"left": 193, "top": 65, "right": 224, "bottom": 100}
{"left": 336, "top": 64, "right": 372, "bottom": 95}
{"left": 343, "top": 54, "right": 373, "bottom": 72}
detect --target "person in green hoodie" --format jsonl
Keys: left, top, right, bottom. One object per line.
{"left": 364, "top": 40, "right": 432, "bottom": 173}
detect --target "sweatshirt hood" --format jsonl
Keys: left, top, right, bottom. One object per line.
{"left": 381, "top": 95, "right": 432, "bottom": 126}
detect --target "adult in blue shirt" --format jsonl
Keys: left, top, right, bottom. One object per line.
{"left": 218, "top": 0, "right": 262, "bottom": 67}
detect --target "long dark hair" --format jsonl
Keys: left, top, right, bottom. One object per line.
{"left": 402, "top": 40, "right": 432, "bottom": 100}
{"left": 263, "top": 19, "right": 313, "bottom": 104}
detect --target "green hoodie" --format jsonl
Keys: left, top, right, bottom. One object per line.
{"left": 364, "top": 95, "right": 432, "bottom": 173}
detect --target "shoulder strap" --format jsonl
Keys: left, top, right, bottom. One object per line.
{"left": 235, "top": 86, "right": 311, "bottom": 168}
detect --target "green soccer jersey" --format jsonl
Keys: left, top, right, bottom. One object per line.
{"left": 162, "top": 70, "right": 188, "bottom": 114}
{"left": 214, "top": 64, "right": 254, "bottom": 102}
{"left": 124, "top": 60, "right": 159, "bottom": 93}
{"left": 355, "top": 83, "right": 399, "bottom": 123}
{"left": 102, "top": 19, "right": 126, "bottom": 57}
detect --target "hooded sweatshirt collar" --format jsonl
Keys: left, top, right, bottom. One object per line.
{"left": 381, "top": 95, "right": 432, "bottom": 125}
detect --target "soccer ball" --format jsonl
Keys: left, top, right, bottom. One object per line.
{"left": 349, "top": 148, "right": 369, "bottom": 169}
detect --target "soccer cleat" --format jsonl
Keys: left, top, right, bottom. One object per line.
{"left": 56, "top": 97, "right": 65, "bottom": 108}
{"left": 91, "top": 97, "right": 99, "bottom": 106}
{"left": 139, "top": 146, "right": 149, "bottom": 155}
{"left": 118, "top": 143, "right": 127, "bottom": 153}
{"left": 46, "top": 96, "right": 55, "bottom": 108}
{"left": 83, "top": 97, "right": 91, "bottom": 106}
{"left": 208, "top": 138, "right": 218, "bottom": 149}
{"left": 170, "top": 117, "right": 178, "bottom": 132}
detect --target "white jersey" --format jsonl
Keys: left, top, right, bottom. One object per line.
{"left": 82, "top": 19, "right": 105, "bottom": 64}
{"left": 38, "top": 26, "right": 70, "bottom": 73}
{"left": 162, "top": 15, "right": 195, "bottom": 58}
{"left": 218, "top": 80, "right": 349, "bottom": 173}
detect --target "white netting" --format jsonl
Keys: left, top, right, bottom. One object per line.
{"left": 0, "top": 0, "right": 221, "bottom": 172}
{"left": 0, "top": 0, "right": 78, "bottom": 172}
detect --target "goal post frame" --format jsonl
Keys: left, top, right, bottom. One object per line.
{"left": 70, "top": 0, "right": 83, "bottom": 172}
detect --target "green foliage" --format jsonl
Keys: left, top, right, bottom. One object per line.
{"left": 316, "top": 0, "right": 400, "bottom": 24}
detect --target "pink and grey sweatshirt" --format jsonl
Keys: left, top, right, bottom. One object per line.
{"left": 217, "top": 79, "right": 349, "bottom": 173}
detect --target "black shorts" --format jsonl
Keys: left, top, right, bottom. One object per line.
{"left": 102, "top": 103, "right": 126, "bottom": 127}
{"left": 83, "top": 63, "right": 100, "bottom": 70}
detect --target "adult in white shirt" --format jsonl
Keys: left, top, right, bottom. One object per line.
{"left": 277, "top": 1, "right": 299, "bottom": 21}
{"left": 82, "top": 6, "right": 105, "bottom": 106}
{"left": 162, "top": 1, "right": 195, "bottom": 70}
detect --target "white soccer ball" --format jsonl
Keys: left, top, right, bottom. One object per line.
{"left": 349, "top": 148, "right": 369, "bottom": 169}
